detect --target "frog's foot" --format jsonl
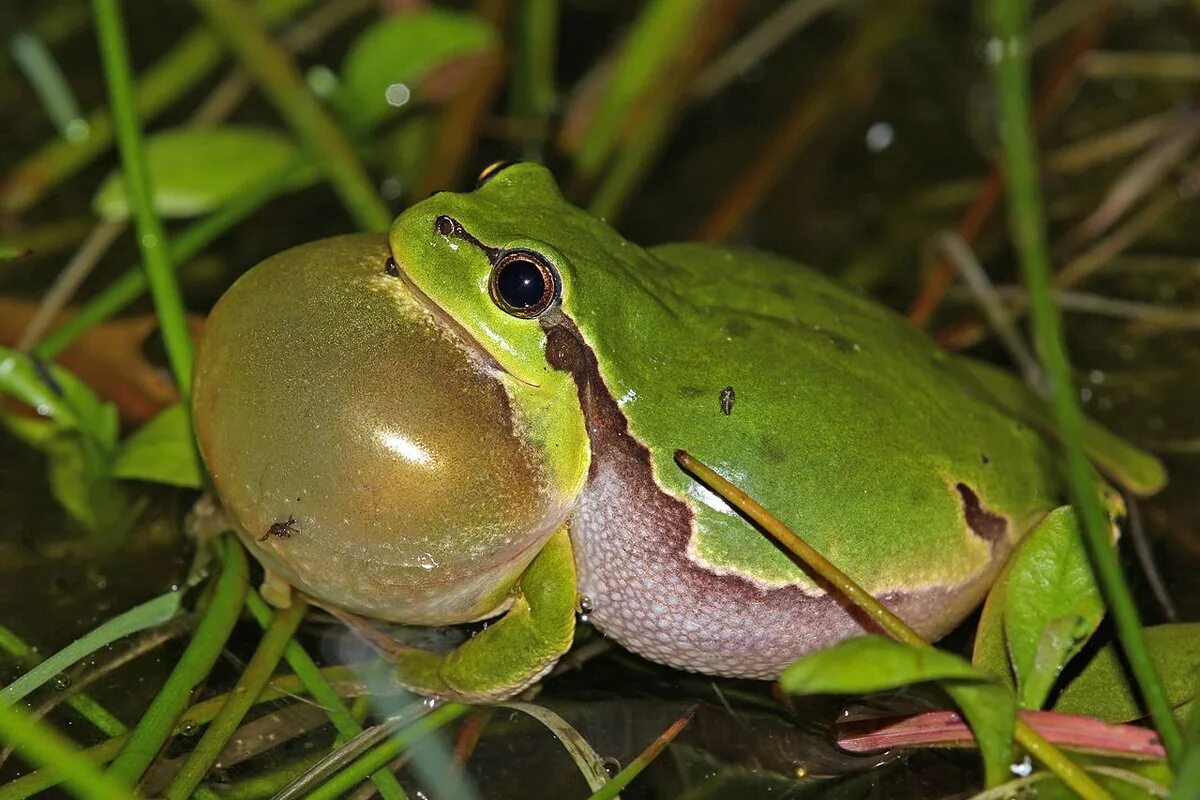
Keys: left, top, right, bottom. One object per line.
{"left": 259, "top": 568, "right": 295, "bottom": 609}
{"left": 184, "top": 494, "right": 236, "bottom": 545}
{"left": 338, "top": 528, "right": 578, "bottom": 703}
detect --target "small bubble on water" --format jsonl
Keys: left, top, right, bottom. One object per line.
{"left": 50, "top": 674, "right": 72, "bottom": 691}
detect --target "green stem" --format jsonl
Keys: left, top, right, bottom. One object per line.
{"left": 191, "top": 0, "right": 391, "bottom": 232}
{"left": 34, "top": 161, "right": 314, "bottom": 359}
{"left": 91, "top": 0, "right": 193, "bottom": 396}
{"left": 244, "top": 593, "right": 407, "bottom": 799}
{"left": 163, "top": 601, "right": 308, "bottom": 799}
{"left": 986, "top": 0, "right": 1183, "bottom": 766}
{"left": 106, "top": 535, "right": 248, "bottom": 786}
{"left": 305, "top": 704, "right": 471, "bottom": 800}
{"left": 0, "top": 704, "right": 133, "bottom": 800}
{"left": 675, "top": 451, "right": 1111, "bottom": 800}
{"left": 0, "top": 625, "right": 126, "bottom": 737}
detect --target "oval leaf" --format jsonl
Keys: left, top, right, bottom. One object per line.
{"left": 781, "top": 635, "right": 990, "bottom": 695}
{"left": 335, "top": 10, "right": 498, "bottom": 130}
{"left": 94, "top": 125, "right": 302, "bottom": 220}
{"left": 111, "top": 403, "right": 203, "bottom": 488}
{"left": 1053, "top": 623, "right": 1200, "bottom": 723}
{"left": 1004, "top": 507, "right": 1106, "bottom": 710}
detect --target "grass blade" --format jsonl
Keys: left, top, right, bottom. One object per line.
{"left": 105, "top": 535, "right": 248, "bottom": 785}
{"left": 0, "top": 703, "right": 134, "bottom": 800}
{"left": 585, "top": 704, "right": 696, "bottom": 800}
{"left": 91, "top": 0, "right": 193, "bottom": 395}
{"left": 985, "top": 0, "right": 1183, "bottom": 765}
{"left": 163, "top": 600, "right": 307, "bottom": 799}
{"left": 0, "top": 592, "right": 180, "bottom": 708}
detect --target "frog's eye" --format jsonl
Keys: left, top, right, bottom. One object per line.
{"left": 489, "top": 249, "right": 559, "bottom": 318}
{"left": 475, "top": 160, "right": 519, "bottom": 189}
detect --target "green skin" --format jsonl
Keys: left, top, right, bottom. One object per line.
{"left": 192, "top": 163, "right": 1165, "bottom": 701}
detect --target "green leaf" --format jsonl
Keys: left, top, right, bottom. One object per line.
{"left": 93, "top": 125, "right": 303, "bottom": 220}
{"left": 783, "top": 636, "right": 1015, "bottom": 787}
{"left": 0, "top": 347, "right": 130, "bottom": 540}
{"left": 781, "top": 635, "right": 988, "bottom": 694}
{"left": 111, "top": 403, "right": 203, "bottom": 488}
{"left": 1004, "top": 507, "right": 1105, "bottom": 710}
{"left": 335, "top": 10, "right": 498, "bottom": 130}
{"left": 1054, "top": 623, "right": 1200, "bottom": 723}
{"left": 944, "top": 681, "right": 1016, "bottom": 788}
{"left": 0, "top": 590, "right": 181, "bottom": 706}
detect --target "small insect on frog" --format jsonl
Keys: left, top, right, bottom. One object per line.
{"left": 193, "top": 162, "right": 1165, "bottom": 701}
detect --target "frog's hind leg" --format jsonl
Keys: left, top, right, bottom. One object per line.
{"left": 340, "top": 527, "right": 578, "bottom": 703}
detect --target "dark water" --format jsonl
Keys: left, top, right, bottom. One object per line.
{"left": 1, "top": 1, "right": 1198, "bottom": 797}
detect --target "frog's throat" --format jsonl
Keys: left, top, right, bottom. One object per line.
{"left": 388, "top": 253, "right": 540, "bottom": 389}
{"left": 538, "top": 313, "right": 1014, "bottom": 678}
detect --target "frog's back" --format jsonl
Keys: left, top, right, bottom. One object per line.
{"left": 559, "top": 241, "right": 1062, "bottom": 678}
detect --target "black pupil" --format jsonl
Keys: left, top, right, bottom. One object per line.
{"left": 496, "top": 259, "right": 546, "bottom": 309}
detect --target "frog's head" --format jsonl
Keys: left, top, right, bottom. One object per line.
{"left": 387, "top": 161, "right": 623, "bottom": 386}
{"left": 193, "top": 227, "right": 589, "bottom": 626}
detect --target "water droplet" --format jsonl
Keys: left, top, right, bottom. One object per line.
{"left": 865, "top": 121, "right": 894, "bottom": 153}
{"left": 385, "top": 83, "right": 411, "bottom": 107}
{"left": 1010, "top": 754, "right": 1033, "bottom": 777}
{"left": 602, "top": 757, "right": 622, "bottom": 777}
{"left": 179, "top": 720, "right": 199, "bottom": 737}
{"left": 422, "top": 696, "right": 440, "bottom": 709}
{"left": 579, "top": 595, "right": 594, "bottom": 614}
{"left": 416, "top": 553, "right": 438, "bottom": 571}
{"left": 50, "top": 674, "right": 71, "bottom": 691}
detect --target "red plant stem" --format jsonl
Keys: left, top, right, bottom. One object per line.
{"left": 838, "top": 709, "right": 1166, "bottom": 761}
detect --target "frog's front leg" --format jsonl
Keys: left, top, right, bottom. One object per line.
{"left": 388, "top": 527, "right": 578, "bottom": 702}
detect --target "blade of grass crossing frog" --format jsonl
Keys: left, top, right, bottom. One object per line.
{"left": 0, "top": 591, "right": 181, "bottom": 707}
{"left": 585, "top": 705, "right": 696, "bottom": 800}
{"left": 675, "top": 451, "right": 1109, "bottom": 797}
{"left": 948, "top": 357, "right": 1167, "bottom": 496}
{"left": 570, "top": 0, "right": 707, "bottom": 183}
{"left": 0, "top": 704, "right": 134, "bottom": 800}
{"left": 495, "top": 702, "right": 613, "bottom": 793}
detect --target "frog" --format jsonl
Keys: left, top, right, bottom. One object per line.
{"left": 192, "top": 161, "right": 1166, "bottom": 701}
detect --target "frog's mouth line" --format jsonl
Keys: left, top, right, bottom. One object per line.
{"left": 388, "top": 252, "right": 541, "bottom": 389}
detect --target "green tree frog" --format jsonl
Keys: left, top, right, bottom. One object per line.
{"left": 192, "top": 162, "right": 1165, "bottom": 701}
